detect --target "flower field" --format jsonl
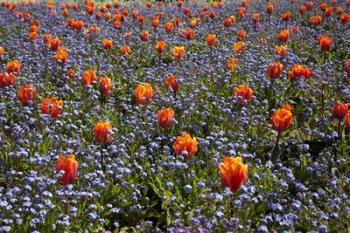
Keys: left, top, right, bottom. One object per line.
{"left": 0, "top": 0, "right": 350, "bottom": 232}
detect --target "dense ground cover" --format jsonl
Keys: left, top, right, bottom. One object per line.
{"left": 0, "top": 0, "right": 350, "bottom": 232}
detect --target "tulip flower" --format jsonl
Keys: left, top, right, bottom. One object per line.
{"left": 53, "top": 47, "right": 68, "bottom": 64}
{"left": 274, "top": 45, "right": 288, "bottom": 58}
{"left": 232, "top": 85, "right": 253, "bottom": 103}
{"left": 171, "top": 46, "right": 185, "bottom": 61}
{"left": 278, "top": 29, "right": 289, "bottom": 43}
{"left": 94, "top": 121, "right": 113, "bottom": 145}
{"left": 233, "top": 42, "right": 245, "bottom": 54}
{"left": 165, "top": 22, "right": 173, "bottom": 33}
{"left": 164, "top": 74, "right": 180, "bottom": 95}
{"left": 140, "top": 31, "right": 149, "bottom": 42}
{"left": 56, "top": 154, "right": 78, "bottom": 186}
{"left": 219, "top": 157, "right": 248, "bottom": 193}
{"left": 288, "top": 64, "right": 312, "bottom": 80}
{"left": 6, "top": 60, "right": 21, "bottom": 74}
{"left": 0, "top": 46, "right": 5, "bottom": 56}
{"left": 206, "top": 34, "right": 217, "bottom": 47}
{"left": 318, "top": 35, "right": 332, "bottom": 52}
{"left": 332, "top": 103, "right": 348, "bottom": 119}
{"left": 155, "top": 40, "right": 166, "bottom": 54}
{"left": 48, "top": 37, "right": 60, "bottom": 51}
{"left": 99, "top": 76, "right": 113, "bottom": 97}
{"left": 66, "top": 68, "right": 76, "bottom": 79}
{"left": 0, "top": 72, "right": 16, "bottom": 87}
{"left": 119, "top": 45, "right": 131, "bottom": 56}
{"left": 81, "top": 70, "right": 96, "bottom": 87}
{"left": 271, "top": 105, "right": 293, "bottom": 162}
{"left": 134, "top": 83, "right": 153, "bottom": 105}
{"left": 156, "top": 108, "right": 175, "bottom": 129}
{"left": 272, "top": 107, "right": 293, "bottom": 132}
{"left": 266, "top": 3, "right": 273, "bottom": 15}
{"left": 226, "top": 58, "right": 238, "bottom": 71}
{"left": 309, "top": 16, "right": 322, "bottom": 26}
{"left": 41, "top": 97, "right": 63, "bottom": 118}
{"left": 266, "top": 62, "right": 283, "bottom": 80}
{"left": 102, "top": 38, "right": 113, "bottom": 50}
{"left": 173, "top": 132, "right": 198, "bottom": 159}
{"left": 18, "top": 84, "right": 36, "bottom": 105}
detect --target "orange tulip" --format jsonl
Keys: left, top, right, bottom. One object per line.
{"left": 56, "top": 154, "right": 78, "bottom": 186}
{"left": 219, "top": 157, "right": 248, "bottom": 193}
{"left": 233, "top": 41, "right": 245, "bottom": 54}
{"left": 226, "top": 57, "right": 238, "bottom": 71}
{"left": 99, "top": 76, "right": 113, "bottom": 96}
{"left": 119, "top": 45, "right": 131, "bottom": 56}
{"left": 288, "top": 64, "right": 312, "bottom": 80}
{"left": 155, "top": 40, "right": 166, "bottom": 54}
{"left": 81, "top": 70, "right": 96, "bottom": 87}
{"left": 48, "top": 37, "right": 60, "bottom": 51}
{"left": 266, "top": 3, "right": 273, "bottom": 14}
{"left": 272, "top": 107, "right": 293, "bottom": 132}
{"left": 140, "top": 31, "right": 149, "bottom": 42}
{"left": 344, "top": 111, "right": 350, "bottom": 132}
{"left": 206, "top": 34, "right": 217, "bottom": 47}
{"left": 171, "top": 46, "right": 185, "bottom": 61}
{"left": 41, "top": 97, "right": 63, "bottom": 117}
{"left": 336, "top": 7, "right": 344, "bottom": 15}
{"left": 267, "top": 62, "right": 283, "bottom": 79}
{"left": 0, "top": 72, "right": 16, "bottom": 87}
{"left": 299, "top": 5, "right": 306, "bottom": 14}
{"left": 0, "top": 46, "right": 5, "bottom": 56}
{"left": 164, "top": 22, "right": 173, "bottom": 33}
{"left": 173, "top": 132, "right": 198, "bottom": 159}
{"left": 309, "top": 16, "right": 322, "bottom": 26}
{"left": 66, "top": 68, "right": 76, "bottom": 79}
{"left": 232, "top": 84, "right": 253, "bottom": 102}
{"left": 274, "top": 45, "right": 288, "bottom": 58}
{"left": 94, "top": 121, "right": 113, "bottom": 144}
{"left": 152, "top": 15, "right": 159, "bottom": 29}
{"left": 183, "top": 28, "right": 195, "bottom": 40}
{"left": 332, "top": 103, "right": 348, "bottom": 119}
{"left": 278, "top": 29, "right": 289, "bottom": 43}
{"left": 134, "top": 83, "right": 153, "bottom": 105}
{"left": 324, "top": 7, "right": 333, "bottom": 17}
{"left": 102, "top": 38, "right": 113, "bottom": 50}
{"left": 281, "top": 11, "right": 292, "bottom": 21}
{"left": 305, "top": 1, "right": 313, "bottom": 10}
{"left": 18, "top": 84, "right": 36, "bottom": 105}
{"left": 345, "top": 59, "right": 350, "bottom": 76}
{"left": 156, "top": 108, "right": 175, "bottom": 129}
{"left": 53, "top": 47, "right": 68, "bottom": 64}
{"left": 164, "top": 74, "right": 180, "bottom": 94}
{"left": 318, "top": 35, "right": 332, "bottom": 52}
{"left": 6, "top": 60, "right": 21, "bottom": 74}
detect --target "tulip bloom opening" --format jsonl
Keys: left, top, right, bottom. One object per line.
{"left": 94, "top": 121, "right": 113, "bottom": 145}
{"left": 56, "top": 154, "right": 78, "bottom": 186}
{"left": 219, "top": 157, "right": 248, "bottom": 193}
{"left": 272, "top": 107, "right": 293, "bottom": 132}
{"left": 332, "top": 103, "right": 348, "bottom": 119}
{"left": 134, "top": 83, "right": 153, "bottom": 105}
{"left": 18, "top": 84, "right": 36, "bottom": 105}
{"left": 156, "top": 108, "right": 175, "bottom": 129}
{"left": 41, "top": 97, "right": 63, "bottom": 118}
{"left": 173, "top": 132, "right": 198, "bottom": 159}
{"left": 232, "top": 85, "right": 253, "bottom": 103}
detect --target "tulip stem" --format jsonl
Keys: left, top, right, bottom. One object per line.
{"left": 271, "top": 132, "right": 281, "bottom": 163}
